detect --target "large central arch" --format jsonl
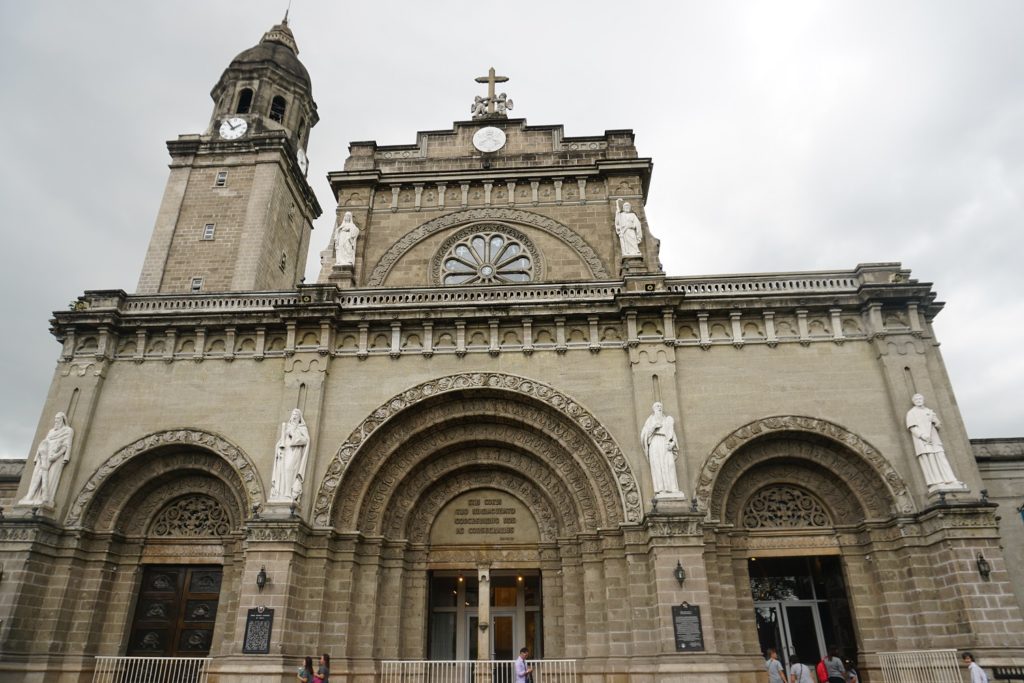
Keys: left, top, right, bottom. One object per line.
{"left": 312, "top": 372, "right": 641, "bottom": 530}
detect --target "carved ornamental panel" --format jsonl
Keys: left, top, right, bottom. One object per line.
{"left": 150, "top": 495, "right": 231, "bottom": 537}
{"left": 742, "top": 485, "right": 832, "bottom": 529}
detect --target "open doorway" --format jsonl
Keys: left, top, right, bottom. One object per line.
{"left": 749, "top": 556, "right": 857, "bottom": 671}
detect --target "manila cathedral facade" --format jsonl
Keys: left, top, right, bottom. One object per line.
{"left": 2, "top": 19, "right": 1024, "bottom": 683}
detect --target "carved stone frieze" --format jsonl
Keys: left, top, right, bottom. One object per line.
{"left": 366, "top": 208, "right": 610, "bottom": 286}
{"left": 67, "top": 429, "right": 263, "bottom": 528}
{"left": 646, "top": 517, "right": 702, "bottom": 538}
{"left": 725, "top": 465, "right": 855, "bottom": 528}
{"left": 313, "top": 373, "right": 640, "bottom": 527}
{"left": 0, "top": 526, "right": 38, "bottom": 542}
{"left": 734, "top": 534, "right": 841, "bottom": 551}
{"left": 246, "top": 525, "right": 306, "bottom": 543}
{"left": 696, "top": 416, "right": 915, "bottom": 518}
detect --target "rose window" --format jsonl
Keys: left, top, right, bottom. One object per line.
{"left": 441, "top": 231, "right": 534, "bottom": 285}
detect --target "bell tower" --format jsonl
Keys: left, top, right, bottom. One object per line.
{"left": 136, "top": 18, "right": 322, "bottom": 294}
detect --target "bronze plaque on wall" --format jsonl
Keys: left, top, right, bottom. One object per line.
{"left": 672, "top": 603, "right": 705, "bottom": 652}
{"left": 242, "top": 607, "right": 274, "bottom": 654}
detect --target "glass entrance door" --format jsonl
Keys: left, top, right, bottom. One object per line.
{"left": 755, "top": 600, "right": 825, "bottom": 669}
{"left": 428, "top": 571, "right": 542, "bottom": 661}
{"left": 748, "top": 556, "right": 859, "bottom": 668}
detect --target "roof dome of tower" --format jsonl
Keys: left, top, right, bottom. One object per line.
{"left": 228, "top": 19, "right": 310, "bottom": 89}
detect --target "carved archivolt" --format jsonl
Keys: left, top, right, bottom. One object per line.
{"left": 726, "top": 463, "right": 857, "bottom": 528}
{"left": 358, "top": 422, "right": 595, "bottom": 536}
{"left": 696, "top": 416, "right": 915, "bottom": 519}
{"left": 67, "top": 429, "right": 263, "bottom": 528}
{"left": 377, "top": 445, "right": 583, "bottom": 540}
{"left": 313, "top": 372, "right": 640, "bottom": 528}
{"left": 366, "top": 208, "right": 610, "bottom": 286}
{"left": 333, "top": 399, "right": 618, "bottom": 533}
{"left": 120, "top": 474, "right": 243, "bottom": 537}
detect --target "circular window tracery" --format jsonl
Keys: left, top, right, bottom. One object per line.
{"left": 434, "top": 225, "right": 540, "bottom": 286}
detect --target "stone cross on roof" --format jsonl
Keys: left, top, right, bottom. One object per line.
{"left": 471, "top": 67, "right": 513, "bottom": 119}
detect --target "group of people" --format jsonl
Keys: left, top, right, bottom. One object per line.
{"left": 296, "top": 653, "right": 330, "bottom": 683}
{"left": 767, "top": 648, "right": 990, "bottom": 683}
{"left": 766, "top": 647, "right": 855, "bottom": 683}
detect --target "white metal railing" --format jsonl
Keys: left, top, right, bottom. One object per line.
{"left": 381, "top": 659, "right": 576, "bottom": 683}
{"left": 878, "top": 649, "right": 961, "bottom": 683}
{"left": 92, "top": 656, "right": 211, "bottom": 683}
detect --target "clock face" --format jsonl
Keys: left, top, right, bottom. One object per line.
{"left": 473, "top": 126, "right": 506, "bottom": 153}
{"left": 219, "top": 117, "right": 248, "bottom": 140}
{"left": 297, "top": 147, "right": 309, "bottom": 175}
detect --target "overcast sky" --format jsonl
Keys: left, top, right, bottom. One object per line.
{"left": 1, "top": 1, "right": 1021, "bottom": 459}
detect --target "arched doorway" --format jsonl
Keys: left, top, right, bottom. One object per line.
{"left": 66, "top": 430, "right": 257, "bottom": 658}
{"left": 697, "top": 417, "right": 915, "bottom": 673}
{"left": 315, "top": 373, "right": 639, "bottom": 663}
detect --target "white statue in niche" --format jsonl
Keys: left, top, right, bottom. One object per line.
{"left": 270, "top": 409, "right": 311, "bottom": 502}
{"left": 333, "top": 211, "right": 360, "bottom": 266}
{"left": 614, "top": 198, "right": 643, "bottom": 257}
{"left": 640, "top": 402, "right": 682, "bottom": 497}
{"left": 20, "top": 412, "right": 74, "bottom": 507}
{"left": 906, "top": 393, "right": 966, "bottom": 492}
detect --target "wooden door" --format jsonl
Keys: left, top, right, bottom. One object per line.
{"left": 127, "top": 565, "right": 222, "bottom": 656}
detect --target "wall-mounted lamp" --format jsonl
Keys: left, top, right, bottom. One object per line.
{"left": 976, "top": 554, "right": 991, "bottom": 581}
{"left": 256, "top": 565, "right": 268, "bottom": 592}
{"left": 674, "top": 560, "right": 687, "bottom": 586}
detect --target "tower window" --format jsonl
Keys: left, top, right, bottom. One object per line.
{"left": 269, "top": 96, "right": 287, "bottom": 123}
{"left": 236, "top": 88, "right": 253, "bottom": 114}
{"left": 201, "top": 224, "right": 215, "bottom": 240}
{"left": 190, "top": 277, "right": 204, "bottom": 293}
{"left": 279, "top": 252, "right": 287, "bottom": 272}
{"left": 215, "top": 171, "right": 228, "bottom": 187}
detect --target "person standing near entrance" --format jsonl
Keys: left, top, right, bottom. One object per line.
{"left": 789, "top": 656, "right": 815, "bottom": 683}
{"left": 823, "top": 646, "right": 846, "bottom": 683}
{"left": 516, "top": 647, "right": 533, "bottom": 683}
{"left": 962, "top": 653, "right": 989, "bottom": 683}
{"left": 766, "top": 648, "right": 786, "bottom": 683}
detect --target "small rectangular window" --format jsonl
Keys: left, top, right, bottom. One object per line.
{"left": 190, "top": 277, "right": 204, "bottom": 293}
{"left": 278, "top": 251, "right": 287, "bottom": 272}
{"left": 215, "top": 171, "right": 228, "bottom": 187}
{"left": 202, "top": 224, "right": 215, "bottom": 240}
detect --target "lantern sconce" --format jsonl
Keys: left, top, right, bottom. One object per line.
{"left": 256, "top": 565, "right": 268, "bottom": 592}
{"left": 976, "top": 554, "right": 991, "bottom": 581}
{"left": 674, "top": 560, "right": 687, "bottom": 586}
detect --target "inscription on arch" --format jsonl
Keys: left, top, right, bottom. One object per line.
{"left": 430, "top": 489, "right": 539, "bottom": 545}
